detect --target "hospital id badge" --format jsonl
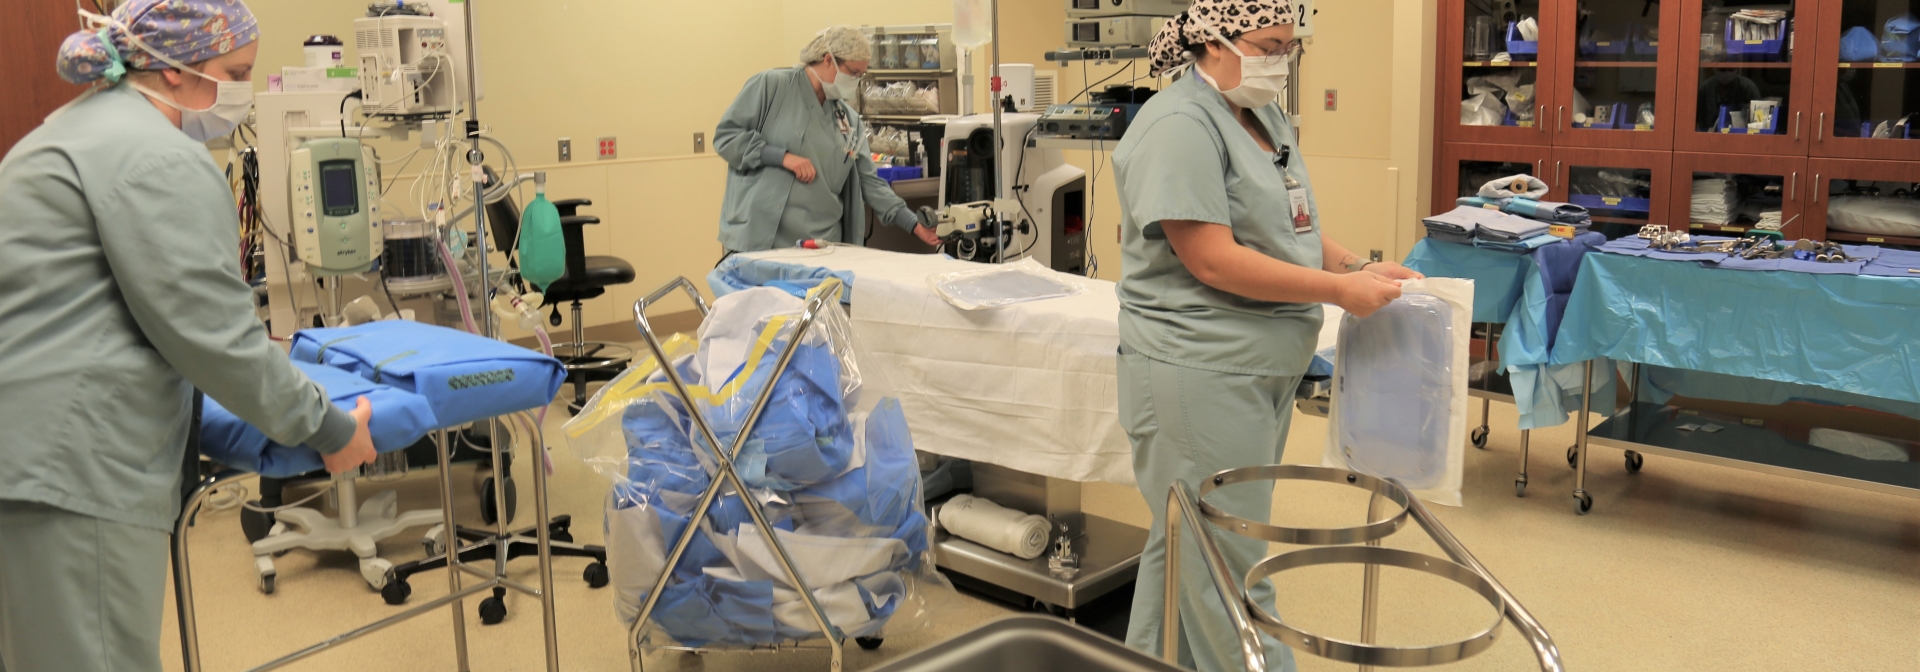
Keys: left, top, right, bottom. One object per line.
{"left": 1287, "top": 186, "right": 1313, "bottom": 234}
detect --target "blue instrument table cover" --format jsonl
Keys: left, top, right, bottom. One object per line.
{"left": 290, "top": 320, "right": 565, "bottom": 427}
{"left": 198, "top": 361, "right": 438, "bottom": 477}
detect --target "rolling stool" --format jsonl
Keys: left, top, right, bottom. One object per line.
{"left": 540, "top": 199, "right": 636, "bottom": 415}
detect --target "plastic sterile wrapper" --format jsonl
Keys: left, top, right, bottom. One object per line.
{"left": 1323, "top": 279, "right": 1473, "bottom": 507}
{"left": 563, "top": 286, "right": 950, "bottom": 650}
{"left": 928, "top": 258, "right": 1087, "bottom": 310}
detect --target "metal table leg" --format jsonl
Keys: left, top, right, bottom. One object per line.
{"left": 1515, "top": 429, "right": 1531, "bottom": 497}
{"left": 1572, "top": 362, "right": 1594, "bottom": 515}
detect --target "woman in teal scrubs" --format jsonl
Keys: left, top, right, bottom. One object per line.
{"left": 0, "top": 2, "right": 376, "bottom": 670}
{"left": 714, "top": 26, "right": 943, "bottom": 254}
{"left": 1114, "top": 2, "right": 1423, "bottom": 671}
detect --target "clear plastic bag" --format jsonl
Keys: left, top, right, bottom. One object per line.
{"left": 861, "top": 81, "right": 941, "bottom": 116}
{"left": 928, "top": 258, "right": 1088, "bottom": 310}
{"left": 564, "top": 286, "right": 950, "bottom": 649}
{"left": 1323, "top": 279, "right": 1473, "bottom": 506}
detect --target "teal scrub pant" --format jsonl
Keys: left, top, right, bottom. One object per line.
{"left": 0, "top": 500, "right": 167, "bottom": 672}
{"left": 1119, "top": 352, "right": 1300, "bottom": 672}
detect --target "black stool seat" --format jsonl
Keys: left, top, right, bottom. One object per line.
{"left": 542, "top": 256, "right": 635, "bottom": 303}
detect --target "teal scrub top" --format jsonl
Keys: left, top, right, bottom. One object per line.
{"left": 1114, "top": 73, "right": 1325, "bottom": 377}
{"left": 0, "top": 85, "right": 355, "bottom": 531}
{"left": 714, "top": 67, "right": 918, "bottom": 252}
{"left": 776, "top": 98, "right": 857, "bottom": 245}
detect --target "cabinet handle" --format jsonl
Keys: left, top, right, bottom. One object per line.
{"left": 1794, "top": 111, "right": 1802, "bottom": 140}
{"left": 1818, "top": 113, "right": 1825, "bottom": 141}
{"left": 1539, "top": 105, "right": 1547, "bottom": 133}
{"left": 1558, "top": 106, "right": 1565, "bottom": 132}
{"left": 1535, "top": 159, "right": 1543, "bottom": 176}
{"left": 1555, "top": 160, "right": 1562, "bottom": 189}
{"left": 1790, "top": 172, "right": 1797, "bottom": 202}
{"left": 1813, "top": 174, "right": 1821, "bottom": 203}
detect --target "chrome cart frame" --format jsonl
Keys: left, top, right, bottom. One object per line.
{"left": 1165, "top": 465, "right": 1563, "bottom": 671}
{"left": 622, "top": 277, "right": 854, "bottom": 672}
{"left": 174, "top": 416, "right": 561, "bottom": 672}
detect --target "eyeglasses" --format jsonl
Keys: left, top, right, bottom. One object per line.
{"left": 1233, "top": 38, "right": 1302, "bottom": 66}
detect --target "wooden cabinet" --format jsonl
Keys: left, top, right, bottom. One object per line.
{"left": 1, "top": 0, "right": 86, "bottom": 155}
{"left": 1807, "top": 158, "right": 1920, "bottom": 247}
{"left": 1434, "top": 0, "right": 1918, "bottom": 250}
{"left": 1669, "top": 151, "right": 1811, "bottom": 239}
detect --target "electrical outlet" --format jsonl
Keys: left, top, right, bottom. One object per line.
{"left": 1369, "top": 249, "right": 1383, "bottom": 262}
{"left": 1324, "top": 89, "right": 1337, "bottom": 111}
{"left": 694, "top": 132, "right": 706, "bottom": 153}
{"left": 597, "top": 136, "right": 617, "bottom": 160}
{"left": 558, "top": 137, "right": 571, "bottom": 162}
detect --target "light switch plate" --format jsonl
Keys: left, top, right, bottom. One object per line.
{"left": 558, "top": 137, "right": 571, "bottom": 162}
{"left": 597, "top": 136, "right": 617, "bottom": 160}
{"left": 694, "top": 132, "right": 706, "bottom": 153}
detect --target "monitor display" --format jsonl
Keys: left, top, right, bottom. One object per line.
{"left": 319, "top": 160, "right": 359, "bottom": 217}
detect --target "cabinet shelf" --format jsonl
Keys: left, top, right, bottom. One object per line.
{"left": 1697, "top": 61, "right": 1792, "bottom": 69}
{"left": 1462, "top": 61, "right": 1538, "bottom": 68}
{"left": 1827, "top": 231, "right": 1920, "bottom": 247}
{"left": 1574, "top": 61, "right": 1658, "bottom": 68}
{"left": 1836, "top": 62, "right": 1920, "bottom": 69}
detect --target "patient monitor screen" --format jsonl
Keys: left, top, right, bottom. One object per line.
{"left": 319, "top": 160, "right": 359, "bottom": 217}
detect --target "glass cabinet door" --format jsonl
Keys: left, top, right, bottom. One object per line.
{"left": 1675, "top": 0, "right": 1815, "bottom": 154}
{"left": 1550, "top": 0, "right": 1679, "bottom": 149}
{"left": 1809, "top": 158, "right": 1920, "bottom": 248}
{"left": 1671, "top": 152, "right": 1810, "bottom": 239}
{"left": 1444, "top": 0, "right": 1557, "bottom": 145}
{"left": 1550, "top": 148, "right": 1673, "bottom": 239}
{"left": 1436, "top": 143, "right": 1551, "bottom": 215}
{"left": 1812, "top": 0, "right": 1920, "bottom": 159}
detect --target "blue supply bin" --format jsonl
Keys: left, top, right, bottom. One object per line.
{"left": 1569, "top": 194, "right": 1652, "bottom": 219}
{"left": 1578, "top": 31, "right": 1630, "bottom": 56}
{"left": 1724, "top": 18, "right": 1789, "bottom": 60}
{"left": 1714, "top": 104, "right": 1784, "bottom": 135}
{"left": 1506, "top": 22, "right": 1539, "bottom": 58}
{"left": 1575, "top": 102, "right": 1631, "bottom": 130}
{"left": 1631, "top": 30, "right": 1659, "bottom": 57}
{"left": 876, "top": 165, "right": 924, "bottom": 182}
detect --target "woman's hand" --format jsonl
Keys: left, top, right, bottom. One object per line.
{"left": 322, "top": 397, "right": 379, "bottom": 474}
{"left": 1363, "top": 261, "right": 1424, "bottom": 281}
{"left": 914, "top": 224, "right": 942, "bottom": 246}
{"left": 783, "top": 153, "right": 817, "bottom": 183}
{"left": 1334, "top": 272, "right": 1403, "bottom": 318}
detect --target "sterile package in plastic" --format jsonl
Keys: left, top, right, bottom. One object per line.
{"left": 562, "top": 286, "right": 952, "bottom": 650}
{"left": 1323, "top": 279, "right": 1473, "bottom": 506}
{"left": 928, "top": 258, "right": 1088, "bottom": 310}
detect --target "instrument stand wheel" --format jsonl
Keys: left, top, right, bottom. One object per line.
{"left": 583, "top": 561, "right": 610, "bottom": 589}
{"left": 1625, "top": 451, "right": 1644, "bottom": 473}
{"left": 478, "top": 587, "right": 509, "bottom": 625}
{"left": 1566, "top": 445, "right": 1579, "bottom": 469}
{"left": 551, "top": 520, "right": 574, "bottom": 544}
{"left": 382, "top": 575, "right": 412, "bottom": 605}
{"left": 1029, "top": 598, "right": 1069, "bottom": 619}
{"left": 240, "top": 505, "right": 276, "bottom": 543}
{"left": 1514, "top": 475, "right": 1528, "bottom": 498}
{"left": 855, "top": 637, "right": 884, "bottom": 651}
{"left": 1574, "top": 491, "right": 1594, "bottom": 515}
{"left": 1470, "top": 426, "right": 1490, "bottom": 450}
{"left": 480, "top": 476, "right": 518, "bottom": 526}
{"left": 258, "top": 572, "right": 276, "bottom": 595}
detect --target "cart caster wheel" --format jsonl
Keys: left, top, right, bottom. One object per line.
{"left": 552, "top": 529, "right": 574, "bottom": 544}
{"left": 1515, "top": 478, "right": 1527, "bottom": 498}
{"left": 856, "top": 637, "right": 884, "bottom": 651}
{"left": 480, "top": 476, "right": 518, "bottom": 526}
{"left": 583, "top": 562, "right": 610, "bottom": 589}
{"left": 258, "top": 573, "right": 276, "bottom": 595}
{"left": 382, "top": 576, "right": 412, "bottom": 605}
{"left": 1470, "top": 426, "right": 1490, "bottom": 450}
{"left": 1625, "top": 451, "right": 1644, "bottom": 473}
{"left": 1574, "top": 492, "right": 1593, "bottom": 515}
{"left": 1029, "top": 599, "right": 1068, "bottom": 618}
{"left": 1567, "top": 445, "right": 1579, "bottom": 469}
{"left": 478, "top": 593, "right": 508, "bottom": 625}
{"left": 240, "top": 505, "right": 275, "bottom": 543}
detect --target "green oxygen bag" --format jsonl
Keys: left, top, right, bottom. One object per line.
{"left": 518, "top": 178, "right": 566, "bottom": 292}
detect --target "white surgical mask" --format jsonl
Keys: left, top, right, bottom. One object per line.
{"left": 816, "top": 56, "right": 862, "bottom": 101}
{"left": 129, "top": 72, "right": 253, "bottom": 142}
{"left": 1195, "top": 25, "right": 1291, "bottom": 110}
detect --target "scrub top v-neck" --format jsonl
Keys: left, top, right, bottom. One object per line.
{"left": 1113, "top": 72, "right": 1325, "bottom": 377}
{"left": 775, "top": 98, "right": 857, "bottom": 246}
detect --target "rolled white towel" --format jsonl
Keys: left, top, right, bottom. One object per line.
{"left": 938, "top": 494, "right": 1052, "bottom": 560}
